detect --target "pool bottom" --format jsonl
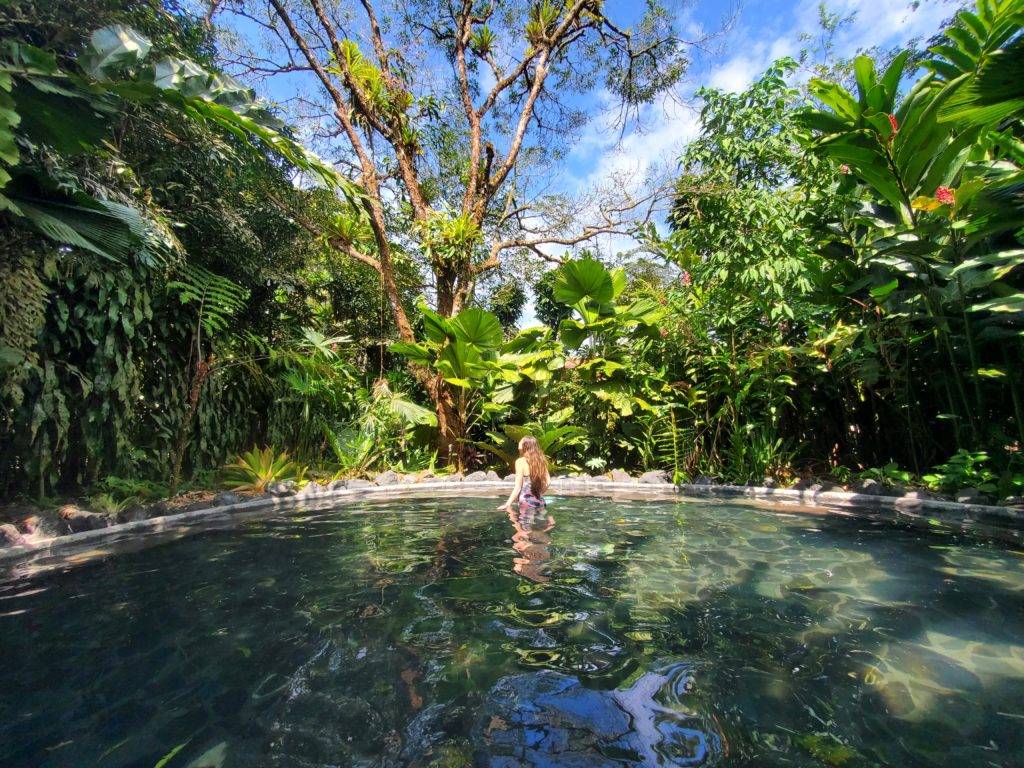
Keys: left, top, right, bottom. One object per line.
{"left": 1, "top": 495, "right": 1022, "bottom": 767}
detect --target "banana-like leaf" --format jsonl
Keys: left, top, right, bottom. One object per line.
{"left": 939, "top": 42, "right": 1024, "bottom": 125}
{"left": 808, "top": 79, "right": 859, "bottom": 120}
{"left": 610, "top": 266, "right": 628, "bottom": 298}
{"left": 80, "top": 25, "right": 152, "bottom": 79}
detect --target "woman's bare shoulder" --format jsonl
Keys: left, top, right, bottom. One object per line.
{"left": 515, "top": 456, "right": 528, "bottom": 472}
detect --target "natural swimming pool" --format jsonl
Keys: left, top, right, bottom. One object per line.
{"left": 1, "top": 495, "right": 1022, "bottom": 767}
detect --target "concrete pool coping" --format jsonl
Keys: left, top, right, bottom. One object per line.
{"left": 2, "top": 479, "right": 1022, "bottom": 570}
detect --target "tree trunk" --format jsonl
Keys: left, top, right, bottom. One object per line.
{"left": 430, "top": 376, "right": 467, "bottom": 470}
{"left": 170, "top": 353, "right": 214, "bottom": 493}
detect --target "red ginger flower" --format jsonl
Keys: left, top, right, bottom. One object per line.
{"left": 888, "top": 114, "right": 899, "bottom": 133}
{"left": 680, "top": 270, "right": 692, "bottom": 287}
{"left": 935, "top": 186, "right": 955, "bottom": 205}
{"left": 839, "top": 164, "right": 851, "bottom": 175}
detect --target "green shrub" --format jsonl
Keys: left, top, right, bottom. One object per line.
{"left": 922, "top": 451, "right": 998, "bottom": 494}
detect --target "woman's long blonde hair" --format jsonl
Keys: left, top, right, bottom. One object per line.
{"left": 519, "top": 436, "right": 549, "bottom": 496}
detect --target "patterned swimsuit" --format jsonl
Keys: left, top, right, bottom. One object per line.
{"left": 519, "top": 476, "right": 546, "bottom": 510}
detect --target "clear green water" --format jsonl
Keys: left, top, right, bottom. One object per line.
{"left": 1, "top": 495, "right": 1023, "bottom": 767}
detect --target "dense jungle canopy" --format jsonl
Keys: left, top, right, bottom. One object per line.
{"left": 1, "top": 0, "right": 1023, "bottom": 504}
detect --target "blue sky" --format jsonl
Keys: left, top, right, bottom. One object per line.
{"left": 211, "top": 0, "right": 961, "bottom": 320}
{"left": 560, "top": 0, "right": 960, "bottom": 212}
{"left": 215, "top": 0, "right": 959, "bottom": 210}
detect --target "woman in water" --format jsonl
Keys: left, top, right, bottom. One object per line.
{"left": 497, "top": 436, "right": 550, "bottom": 511}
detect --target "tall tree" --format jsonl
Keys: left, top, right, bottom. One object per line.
{"left": 212, "top": 0, "right": 707, "bottom": 463}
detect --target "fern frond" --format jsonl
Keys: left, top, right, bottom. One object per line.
{"left": 167, "top": 264, "right": 249, "bottom": 335}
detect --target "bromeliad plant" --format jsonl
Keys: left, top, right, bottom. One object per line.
{"left": 223, "top": 446, "right": 301, "bottom": 493}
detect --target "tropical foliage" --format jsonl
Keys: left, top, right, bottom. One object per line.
{"left": 2, "top": 0, "right": 1023, "bottom": 504}
{"left": 0, "top": 0, "right": 383, "bottom": 496}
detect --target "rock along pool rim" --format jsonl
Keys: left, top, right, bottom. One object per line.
{"left": 1, "top": 479, "right": 1021, "bottom": 571}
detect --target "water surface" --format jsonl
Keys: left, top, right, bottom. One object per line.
{"left": 1, "top": 495, "right": 1023, "bottom": 767}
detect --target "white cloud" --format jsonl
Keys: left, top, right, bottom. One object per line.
{"left": 530, "top": 0, "right": 955, "bottom": 260}
{"left": 796, "top": 0, "right": 953, "bottom": 51}
{"left": 709, "top": 56, "right": 759, "bottom": 92}
{"left": 702, "top": 0, "right": 951, "bottom": 97}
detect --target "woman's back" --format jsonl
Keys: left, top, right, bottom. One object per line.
{"left": 499, "top": 435, "right": 550, "bottom": 511}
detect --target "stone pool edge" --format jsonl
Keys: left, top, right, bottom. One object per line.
{"left": 2, "top": 479, "right": 1022, "bottom": 567}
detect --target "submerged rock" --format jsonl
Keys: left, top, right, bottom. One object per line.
{"left": 1000, "top": 495, "right": 1024, "bottom": 508}
{"left": 693, "top": 475, "right": 716, "bottom": 486}
{"left": 400, "top": 703, "right": 472, "bottom": 764}
{"left": 609, "top": 469, "right": 633, "bottom": 482}
{"left": 347, "top": 478, "right": 373, "bottom": 489}
{"left": 639, "top": 470, "right": 669, "bottom": 484}
{"left": 473, "top": 664, "right": 720, "bottom": 767}
{"left": 58, "top": 505, "right": 112, "bottom": 533}
{"left": 326, "top": 479, "right": 347, "bottom": 490}
{"left": 485, "top": 470, "right": 501, "bottom": 481}
{"left": 464, "top": 470, "right": 488, "bottom": 482}
{"left": 503, "top": 474, "right": 516, "bottom": 482}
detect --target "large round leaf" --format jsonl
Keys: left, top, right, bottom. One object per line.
{"left": 553, "top": 257, "right": 614, "bottom": 305}
{"left": 451, "top": 307, "right": 503, "bottom": 349}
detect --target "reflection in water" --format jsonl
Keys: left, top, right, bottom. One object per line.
{"left": 509, "top": 506, "right": 556, "bottom": 583}
{"left": 0, "top": 497, "right": 1022, "bottom": 768}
